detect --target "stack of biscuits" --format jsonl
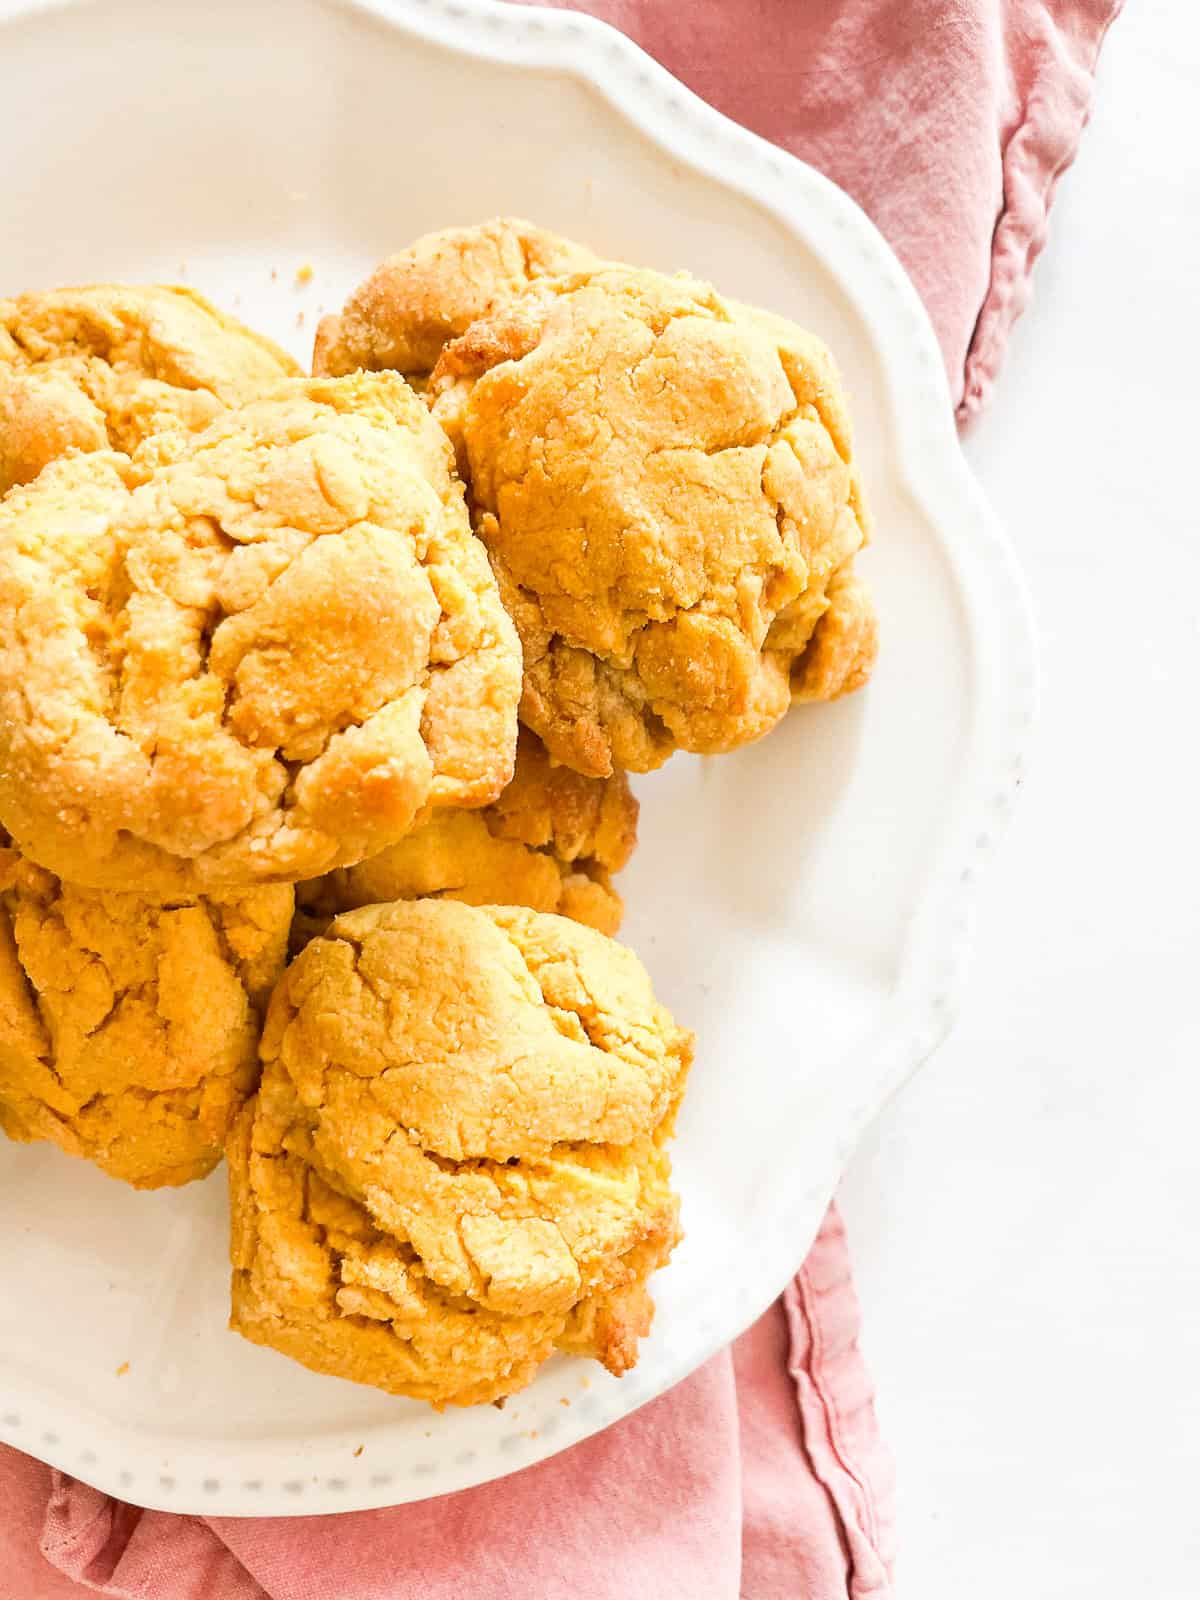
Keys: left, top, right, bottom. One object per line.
{"left": 0, "top": 222, "right": 874, "bottom": 1406}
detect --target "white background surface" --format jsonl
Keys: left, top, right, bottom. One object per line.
{"left": 838, "top": 7, "right": 1200, "bottom": 1596}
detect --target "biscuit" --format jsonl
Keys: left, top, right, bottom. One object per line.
{"left": 0, "top": 373, "right": 522, "bottom": 892}
{"left": 299, "top": 729, "right": 637, "bottom": 938}
{"left": 229, "top": 899, "right": 691, "bottom": 1406}
{"left": 428, "top": 263, "right": 873, "bottom": 775}
{"left": 770, "top": 563, "right": 878, "bottom": 702}
{"left": 313, "top": 218, "right": 596, "bottom": 385}
{"left": 0, "top": 831, "right": 291, "bottom": 1188}
{"left": 0, "top": 283, "right": 299, "bottom": 494}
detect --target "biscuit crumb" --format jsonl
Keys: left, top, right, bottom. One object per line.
{"left": 115, "top": 1362, "right": 130, "bottom": 1377}
{"left": 559, "top": 1397, "right": 570, "bottom": 1407}
{"left": 352, "top": 1445, "right": 364, "bottom": 1458}
{"left": 270, "top": 268, "right": 279, "bottom": 282}
{"left": 295, "top": 310, "right": 305, "bottom": 328}
{"left": 295, "top": 264, "right": 314, "bottom": 286}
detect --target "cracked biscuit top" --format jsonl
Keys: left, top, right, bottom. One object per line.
{"left": 299, "top": 728, "right": 638, "bottom": 938}
{"left": 429, "top": 263, "right": 873, "bottom": 775}
{"left": 313, "top": 218, "right": 596, "bottom": 385}
{"left": 230, "top": 899, "right": 691, "bottom": 1406}
{"left": 0, "top": 283, "right": 301, "bottom": 495}
{"left": 0, "top": 373, "right": 522, "bottom": 892}
{"left": 0, "top": 830, "right": 291, "bottom": 1188}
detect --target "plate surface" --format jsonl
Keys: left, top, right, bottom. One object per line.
{"left": 0, "top": 0, "right": 1036, "bottom": 1514}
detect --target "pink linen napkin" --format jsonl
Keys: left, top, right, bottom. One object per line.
{"left": 0, "top": 3, "right": 1120, "bottom": 1596}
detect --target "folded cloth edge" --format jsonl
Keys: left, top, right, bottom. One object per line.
{"left": 958, "top": 0, "right": 1126, "bottom": 419}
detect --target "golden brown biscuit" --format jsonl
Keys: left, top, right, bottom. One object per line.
{"left": 229, "top": 899, "right": 691, "bottom": 1406}
{"left": 313, "top": 218, "right": 596, "bottom": 384}
{"left": 0, "top": 373, "right": 522, "bottom": 893}
{"left": 773, "top": 564, "right": 879, "bottom": 702}
{"left": 0, "top": 284, "right": 300, "bottom": 494}
{"left": 0, "top": 830, "right": 291, "bottom": 1188}
{"left": 299, "top": 729, "right": 637, "bottom": 938}
{"left": 428, "top": 263, "right": 872, "bottom": 775}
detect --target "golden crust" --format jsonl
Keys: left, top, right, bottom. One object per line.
{"left": 785, "top": 564, "right": 879, "bottom": 702}
{"left": 299, "top": 729, "right": 637, "bottom": 938}
{"left": 428, "top": 264, "right": 872, "bottom": 775}
{"left": 0, "top": 373, "right": 522, "bottom": 892}
{"left": 0, "top": 283, "right": 300, "bottom": 494}
{"left": 0, "top": 831, "right": 291, "bottom": 1187}
{"left": 229, "top": 899, "right": 690, "bottom": 1406}
{"left": 313, "top": 219, "right": 596, "bottom": 383}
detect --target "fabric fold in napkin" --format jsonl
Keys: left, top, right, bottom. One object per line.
{"left": 0, "top": 2, "right": 1120, "bottom": 1595}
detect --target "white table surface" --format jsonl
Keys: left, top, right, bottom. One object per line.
{"left": 837, "top": 6, "right": 1200, "bottom": 1595}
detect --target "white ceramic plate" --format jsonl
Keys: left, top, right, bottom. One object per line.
{"left": 0, "top": 0, "right": 1036, "bottom": 1515}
